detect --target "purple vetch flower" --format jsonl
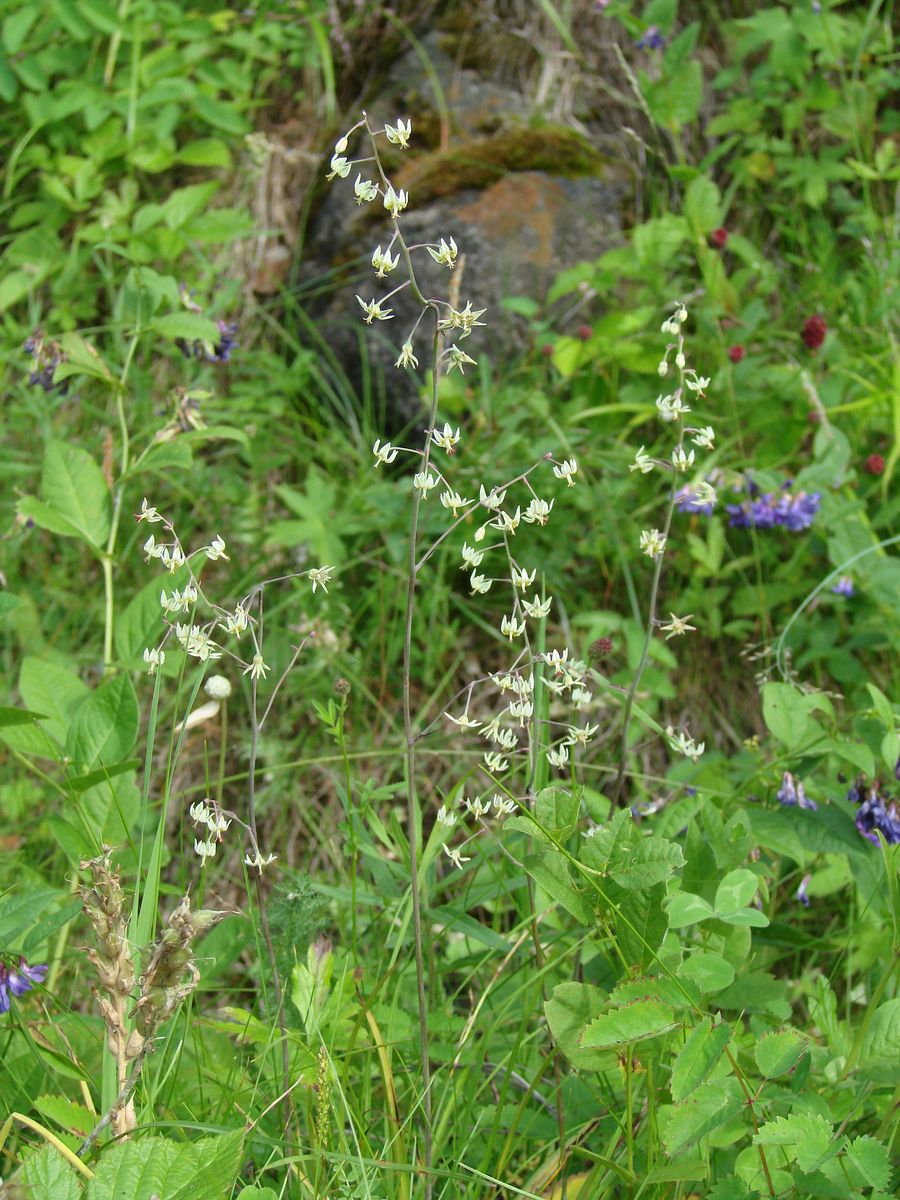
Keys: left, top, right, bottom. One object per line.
{"left": 635, "top": 24, "right": 665, "bottom": 50}
{"left": 727, "top": 479, "right": 821, "bottom": 532}
{"left": 23, "top": 330, "right": 69, "bottom": 395}
{"left": 777, "top": 770, "right": 818, "bottom": 811}
{"left": 796, "top": 874, "right": 812, "bottom": 906}
{"left": 0, "top": 958, "right": 48, "bottom": 1012}
{"left": 176, "top": 319, "right": 239, "bottom": 364}
{"left": 850, "top": 777, "right": 900, "bottom": 845}
{"left": 831, "top": 576, "right": 854, "bottom": 597}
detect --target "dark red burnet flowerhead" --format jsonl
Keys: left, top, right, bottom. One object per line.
{"left": 577, "top": 323, "right": 592, "bottom": 341}
{"left": 728, "top": 345, "right": 745, "bottom": 364}
{"left": 865, "top": 453, "right": 885, "bottom": 476}
{"left": 710, "top": 227, "right": 729, "bottom": 248}
{"left": 802, "top": 314, "right": 827, "bottom": 351}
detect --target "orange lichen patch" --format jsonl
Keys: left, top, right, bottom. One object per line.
{"left": 455, "top": 173, "right": 564, "bottom": 270}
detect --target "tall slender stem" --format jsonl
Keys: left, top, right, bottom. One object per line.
{"left": 102, "top": 334, "right": 140, "bottom": 674}
{"left": 402, "top": 318, "right": 442, "bottom": 1200}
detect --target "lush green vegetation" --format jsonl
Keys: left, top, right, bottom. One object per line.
{"left": 1, "top": 2, "right": 898, "bottom": 1199}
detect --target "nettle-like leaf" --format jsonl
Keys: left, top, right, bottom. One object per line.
{"left": 754, "top": 1028, "right": 806, "bottom": 1077}
{"left": 670, "top": 1017, "right": 731, "bottom": 1102}
{"left": 581, "top": 999, "right": 677, "bottom": 1049}
{"left": 580, "top": 807, "right": 683, "bottom": 889}
{"left": 658, "top": 1079, "right": 743, "bottom": 1157}
{"left": 18, "top": 1146, "right": 81, "bottom": 1200}
{"left": 545, "top": 982, "right": 618, "bottom": 1072}
{"left": 843, "top": 1135, "right": 893, "bottom": 1193}
{"left": 86, "top": 1130, "right": 244, "bottom": 1200}
{"left": 754, "top": 1113, "right": 838, "bottom": 1174}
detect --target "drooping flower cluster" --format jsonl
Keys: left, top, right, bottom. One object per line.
{"left": 22, "top": 330, "right": 68, "bottom": 394}
{"left": 0, "top": 958, "right": 47, "bottom": 1013}
{"left": 777, "top": 770, "right": 818, "bottom": 811}
{"left": 324, "top": 114, "right": 486, "bottom": 380}
{"left": 726, "top": 479, "right": 821, "bottom": 531}
{"left": 847, "top": 775, "right": 900, "bottom": 845}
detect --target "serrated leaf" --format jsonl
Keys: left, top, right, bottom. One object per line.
{"left": 670, "top": 1017, "right": 731, "bottom": 1102}
{"left": 86, "top": 1130, "right": 244, "bottom": 1200}
{"left": 65, "top": 674, "right": 139, "bottom": 768}
{"left": 18, "top": 1145, "right": 81, "bottom": 1200}
{"left": 678, "top": 951, "right": 734, "bottom": 993}
{"left": 754, "top": 1028, "right": 806, "bottom": 1077}
{"left": 659, "top": 1080, "right": 743, "bottom": 1156}
{"left": 545, "top": 982, "right": 617, "bottom": 1072}
{"left": 754, "top": 1113, "right": 836, "bottom": 1173}
{"left": 844, "top": 1135, "right": 892, "bottom": 1192}
{"left": 35, "top": 1094, "right": 95, "bottom": 1136}
{"left": 581, "top": 999, "right": 676, "bottom": 1048}
{"left": 609, "top": 835, "right": 685, "bottom": 890}
{"left": 714, "top": 868, "right": 759, "bottom": 915}
{"left": 39, "top": 441, "right": 110, "bottom": 548}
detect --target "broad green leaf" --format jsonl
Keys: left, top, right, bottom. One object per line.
{"left": 35, "top": 1094, "right": 96, "bottom": 1137}
{"left": 18, "top": 496, "right": 100, "bottom": 543}
{"left": 65, "top": 674, "right": 139, "bottom": 767}
{"left": 20, "top": 657, "right": 89, "bottom": 747}
{"left": 844, "top": 1135, "right": 892, "bottom": 1192}
{"left": 0, "top": 705, "right": 47, "bottom": 727}
{"left": 866, "top": 683, "right": 894, "bottom": 729}
{"left": 236, "top": 1191, "right": 279, "bottom": 1200}
{"left": 23, "top": 899, "right": 83, "bottom": 954}
{"left": 659, "top": 1080, "right": 743, "bottom": 1157}
{"left": 153, "top": 312, "right": 221, "bottom": 343}
{"left": 754, "top": 1113, "right": 836, "bottom": 1174}
{"left": 715, "top": 972, "right": 790, "bottom": 1020}
{"left": 754, "top": 1029, "right": 806, "bottom": 1077}
{"left": 0, "top": 887, "right": 60, "bottom": 943}
{"left": 714, "top": 869, "right": 759, "bottom": 916}
{"left": 39, "top": 441, "right": 110, "bottom": 548}
{"left": 761, "top": 682, "right": 829, "bottom": 752}
{"left": 159, "top": 181, "right": 219, "bottom": 230}
{"left": 0, "top": 591, "right": 21, "bottom": 618}
{"left": 633, "top": 214, "right": 688, "bottom": 266}
{"left": 859, "top": 999, "right": 900, "bottom": 1083}
{"left": 670, "top": 1017, "right": 731, "bottom": 1102}
{"left": 678, "top": 951, "right": 735, "bottom": 994}
{"left": 535, "top": 786, "right": 580, "bottom": 838}
{"left": 614, "top": 880, "right": 668, "bottom": 970}
{"left": 582, "top": 999, "right": 676, "bottom": 1048}
{"left": 683, "top": 174, "right": 722, "bottom": 236}
{"left": 667, "top": 891, "right": 715, "bottom": 927}
{"left": 525, "top": 850, "right": 593, "bottom": 922}
{"left": 829, "top": 739, "right": 874, "bottom": 777}
{"left": 609, "top": 835, "right": 684, "bottom": 890}
{"left": 545, "top": 982, "right": 617, "bottom": 1072}
{"left": 18, "top": 1146, "right": 80, "bottom": 1200}
{"left": 86, "top": 1130, "right": 244, "bottom": 1200}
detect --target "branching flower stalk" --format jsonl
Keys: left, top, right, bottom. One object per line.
{"left": 327, "top": 113, "right": 592, "bottom": 1191}
{"left": 612, "top": 304, "right": 716, "bottom": 804}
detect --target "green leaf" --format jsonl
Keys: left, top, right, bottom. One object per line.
{"left": 678, "top": 951, "right": 735, "bottom": 994}
{"left": 859, "top": 999, "right": 900, "bottom": 1083}
{"left": 683, "top": 174, "right": 722, "bottom": 237}
{"left": 153, "top": 312, "right": 221, "bottom": 343}
{"left": 633, "top": 214, "right": 688, "bottom": 266}
{"left": 159, "top": 181, "right": 219, "bottom": 230}
{"left": 20, "top": 657, "right": 89, "bottom": 747}
{"left": 535, "top": 785, "right": 580, "bottom": 838}
{"left": 715, "top": 972, "right": 790, "bottom": 1020}
{"left": 581, "top": 999, "right": 676, "bottom": 1048}
{"left": 844, "top": 1135, "right": 892, "bottom": 1192}
{"left": 659, "top": 1080, "right": 743, "bottom": 1157}
{"left": 0, "top": 705, "right": 47, "bottom": 728}
{"left": 86, "top": 1131, "right": 244, "bottom": 1200}
{"left": 23, "top": 899, "right": 83, "bottom": 954}
{"left": 866, "top": 684, "right": 894, "bottom": 729}
{"left": 761, "top": 682, "right": 829, "bottom": 752}
{"left": 0, "top": 887, "right": 60, "bottom": 943}
{"left": 545, "top": 982, "right": 617, "bottom": 1072}
{"left": 714, "top": 869, "right": 759, "bottom": 916}
{"left": 829, "top": 739, "right": 875, "bottom": 777}
{"left": 35, "top": 1093, "right": 96, "bottom": 1137}
{"left": 65, "top": 674, "right": 139, "bottom": 768}
{"left": 670, "top": 1017, "right": 731, "bottom": 1102}
{"left": 754, "top": 1028, "right": 807, "bottom": 1077}
{"left": 754, "top": 1113, "right": 837, "bottom": 1174}
{"left": 177, "top": 139, "right": 232, "bottom": 168}
{"left": 524, "top": 850, "right": 593, "bottom": 922}
{"left": 0, "top": 591, "right": 21, "bottom": 619}
{"left": 667, "top": 892, "right": 715, "bottom": 927}
{"left": 18, "top": 1146, "right": 81, "bottom": 1200}
{"left": 38, "top": 441, "right": 110, "bottom": 548}
{"left": 236, "top": 1190, "right": 279, "bottom": 1200}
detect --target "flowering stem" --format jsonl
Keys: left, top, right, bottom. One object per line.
{"left": 102, "top": 333, "right": 139, "bottom": 674}
{"left": 402, "top": 316, "right": 442, "bottom": 1199}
